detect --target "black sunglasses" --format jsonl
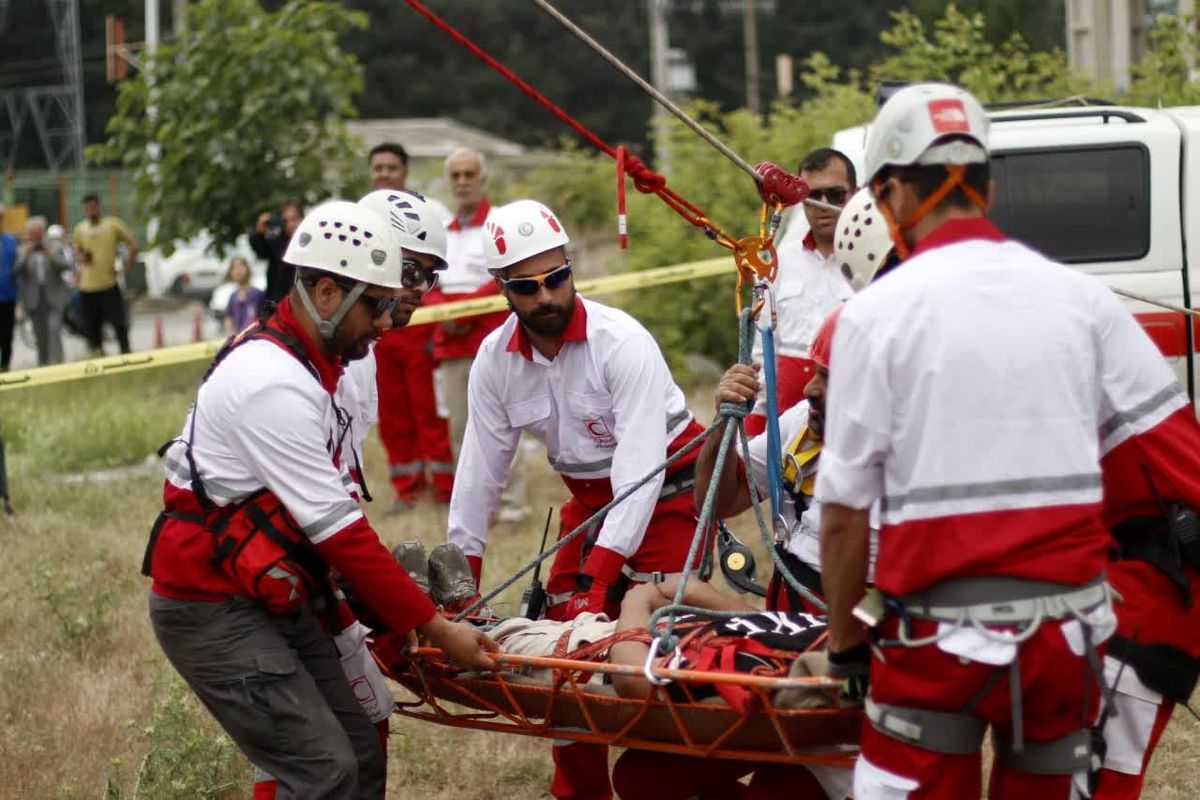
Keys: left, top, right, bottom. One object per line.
{"left": 807, "top": 187, "right": 850, "bottom": 206}
{"left": 358, "top": 292, "right": 401, "bottom": 319}
{"left": 501, "top": 262, "right": 573, "bottom": 296}
{"left": 401, "top": 257, "right": 441, "bottom": 290}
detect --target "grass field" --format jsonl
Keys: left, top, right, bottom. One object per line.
{"left": 0, "top": 364, "right": 1196, "bottom": 799}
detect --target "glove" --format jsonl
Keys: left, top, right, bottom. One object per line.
{"left": 827, "top": 641, "right": 872, "bottom": 702}
{"left": 565, "top": 545, "right": 625, "bottom": 621}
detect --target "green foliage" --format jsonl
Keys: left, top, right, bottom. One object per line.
{"left": 27, "top": 558, "right": 128, "bottom": 647}
{"left": 1126, "top": 15, "right": 1200, "bottom": 107}
{"left": 87, "top": 0, "right": 367, "bottom": 253}
{"left": 120, "top": 677, "right": 248, "bottom": 799}
{"left": 872, "top": 5, "right": 1087, "bottom": 102}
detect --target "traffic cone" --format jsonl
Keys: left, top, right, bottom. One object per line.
{"left": 192, "top": 307, "right": 204, "bottom": 343}
{"left": 153, "top": 314, "right": 165, "bottom": 349}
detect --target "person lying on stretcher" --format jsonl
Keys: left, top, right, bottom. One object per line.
{"left": 377, "top": 541, "right": 857, "bottom": 800}
{"left": 379, "top": 540, "right": 849, "bottom": 708}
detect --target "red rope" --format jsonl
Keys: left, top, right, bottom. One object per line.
{"left": 402, "top": 0, "right": 725, "bottom": 240}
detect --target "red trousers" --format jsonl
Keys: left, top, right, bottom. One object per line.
{"left": 546, "top": 485, "right": 712, "bottom": 800}
{"left": 745, "top": 355, "right": 815, "bottom": 436}
{"left": 544, "top": 490, "right": 710, "bottom": 622}
{"left": 1092, "top": 560, "right": 1200, "bottom": 798}
{"left": 858, "top": 616, "right": 1101, "bottom": 799}
{"left": 375, "top": 327, "right": 454, "bottom": 502}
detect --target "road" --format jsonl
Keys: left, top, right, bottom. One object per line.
{"left": 8, "top": 300, "right": 223, "bottom": 372}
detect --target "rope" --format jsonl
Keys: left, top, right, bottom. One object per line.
{"left": 400, "top": 0, "right": 740, "bottom": 249}
{"left": 531, "top": 0, "right": 761, "bottom": 183}
{"left": 647, "top": 311, "right": 827, "bottom": 654}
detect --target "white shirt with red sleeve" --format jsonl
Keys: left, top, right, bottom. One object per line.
{"left": 157, "top": 318, "right": 434, "bottom": 633}
{"left": 447, "top": 296, "right": 693, "bottom": 561}
{"left": 815, "top": 218, "right": 1113, "bottom": 596}
{"left": 440, "top": 201, "right": 492, "bottom": 295}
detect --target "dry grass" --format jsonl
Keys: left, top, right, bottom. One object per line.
{"left": 0, "top": 376, "right": 1197, "bottom": 798}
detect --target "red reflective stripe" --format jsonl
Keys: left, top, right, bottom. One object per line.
{"left": 1134, "top": 311, "right": 1200, "bottom": 358}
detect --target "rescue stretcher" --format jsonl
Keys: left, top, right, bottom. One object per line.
{"left": 376, "top": 632, "right": 862, "bottom": 767}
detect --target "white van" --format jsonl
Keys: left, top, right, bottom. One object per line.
{"left": 829, "top": 104, "right": 1200, "bottom": 401}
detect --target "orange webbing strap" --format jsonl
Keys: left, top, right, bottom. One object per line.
{"left": 874, "top": 164, "right": 989, "bottom": 259}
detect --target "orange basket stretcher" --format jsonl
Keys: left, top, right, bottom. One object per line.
{"left": 380, "top": 645, "right": 863, "bottom": 768}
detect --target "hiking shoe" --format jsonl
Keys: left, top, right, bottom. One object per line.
{"left": 391, "top": 540, "right": 431, "bottom": 596}
{"left": 428, "top": 543, "right": 493, "bottom": 617}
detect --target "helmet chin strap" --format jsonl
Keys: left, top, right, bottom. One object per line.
{"left": 294, "top": 275, "right": 367, "bottom": 342}
{"left": 872, "top": 164, "right": 990, "bottom": 260}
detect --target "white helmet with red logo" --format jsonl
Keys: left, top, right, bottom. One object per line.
{"left": 863, "top": 82, "right": 989, "bottom": 183}
{"left": 834, "top": 188, "right": 894, "bottom": 288}
{"left": 357, "top": 189, "right": 448, "bottom": 269}
{"left": 483, "top": 199, "right": 570, "bottom": 274}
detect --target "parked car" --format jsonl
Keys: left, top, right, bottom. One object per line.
{"left": 142, "top": 233, "right": 266, "bottom": 302}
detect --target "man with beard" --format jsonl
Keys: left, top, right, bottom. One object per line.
{"left": 696, "top": 306, "right": 853, "bottom": 615}
{"left": 144, "top": 200, "right": 496, "bottom": 799}
{"left": 446, "top": 199, "right": 711, "bottom": 800}
{"left": 745, "top": 148, "right": 856, "bottom": 435}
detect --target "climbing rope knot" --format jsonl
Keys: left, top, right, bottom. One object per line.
{"left": 623, "top": 153, "right": 667, "bottom": 193}
{"left": 754, "top": 161, "right": 808, "bottom": 208}
{"left": 719, "top": 400, "right": 751, "bottom": 421}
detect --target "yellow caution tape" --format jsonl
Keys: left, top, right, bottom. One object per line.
{"left": 0, "top": 256, "right": 735, "bottom": 392}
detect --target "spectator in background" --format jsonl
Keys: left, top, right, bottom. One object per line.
{"left": 15, "top": 216, "right": 69, "bottom": 366}
{"left": 250, "top": 200, "right": 303, "bottom": 305}
{"left": 0, "top": 203, "right": 15, "bottom": 370}
{"left": 222, "top": 255, "right": 264, "bottom": 336}
{"left": 428, "top": 147, "right": 530, "bottom": 523}
{"left": 73, "top": 193, "right": 138, "bottom": 356}
{"left": 367, "top": 142, "right": 457, "bottom": 511}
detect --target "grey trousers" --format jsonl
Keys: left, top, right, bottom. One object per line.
{"left": 148, "top": 593, "right": 385, "bottom": 799}
{"left": 29, "top": 307, "right": 64, "bottom": 366}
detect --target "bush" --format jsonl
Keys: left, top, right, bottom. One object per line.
{"left": 115, "top": 677, "right": 248, "bottom": 799}
{"left": 27, "top": 558, "right": 129, "bottom": 649}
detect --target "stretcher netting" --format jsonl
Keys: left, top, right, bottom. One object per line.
{"left": 376, "top": 625, "right": 862, "bottom": 767}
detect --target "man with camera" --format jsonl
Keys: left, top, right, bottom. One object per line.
{"left": 15, "top": 216, "right": 70, "bottom": 366}
{"left": 250, "top": 200, "right": 303, "bottom": 305}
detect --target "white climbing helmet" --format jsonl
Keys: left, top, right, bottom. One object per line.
{"left": 357, "top": 189, "right": 448, "bottom": 269}
{"left": 834, "top": 188, "right": 894, "bottom": 288}
{"left": 483, "top": 199, "right": 570, "bottom": 274}
{"left": 284, "top": 200, "right": 403, "bottom": 341}
{"left": 284, "top": 200, "right": 404, "bottom": 289}
{"left": 863, "top": 82, "right": 989, "bottom": 184}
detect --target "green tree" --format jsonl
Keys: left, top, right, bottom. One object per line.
{"left": 1126, "top": 14, "right": 1200, "bottom": 107}
{"left": 88, "top": 0, "right": 366, "bottom": 251}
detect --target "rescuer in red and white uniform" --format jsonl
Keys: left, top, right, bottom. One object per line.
{"left": 446, "top": 198, "right": 711, "bottom": 800}
{"left": 816, "top": 83, "right": 1133, "bottom": 799}
{"left": 144, "top": 200, "right": 497, "bottom": 800}
{"left": 745, "top": 147, "right": 856, "bottom": 436}
{"left": 365, "top": 143, "right": 457, "bottom": 509}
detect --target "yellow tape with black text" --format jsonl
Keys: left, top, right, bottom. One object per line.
{"left": 0, "top": 257, "right": 734, "bottom": 392}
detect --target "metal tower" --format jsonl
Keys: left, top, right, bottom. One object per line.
{"left": 0, "top": 0, "right": 87, "bottom": 173}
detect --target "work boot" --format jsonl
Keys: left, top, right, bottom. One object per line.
{"left": 391, "top": 540, "right": 431, "bottom": 596}
{"left": 429, "top": 543, "right": 493, "bottom": 618}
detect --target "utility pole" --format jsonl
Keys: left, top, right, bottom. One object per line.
{"left": 647, "top": 0, "right": 670, "bottom": 167}
{"left": 742, "top": 0, "right": 761, "bottom": 114}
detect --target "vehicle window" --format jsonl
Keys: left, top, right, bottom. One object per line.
{"left": 990, "top": 145, "right": 1150, "bottom": 263}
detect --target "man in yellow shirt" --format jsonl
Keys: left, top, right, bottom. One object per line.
{"left": 73, "top": 194, "right": 138, "bottom": 355}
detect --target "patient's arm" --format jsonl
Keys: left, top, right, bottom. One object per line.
{"left": 608, "top": 578, "right": 755, "bottom": 698}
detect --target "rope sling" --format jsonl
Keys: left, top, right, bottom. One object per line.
{"left": 373, "top": 0, "right": 861, "bottom": 764}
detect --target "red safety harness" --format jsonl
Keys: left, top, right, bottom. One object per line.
{"left": 142, "top": 320, "right": 347, "bottom": 615}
